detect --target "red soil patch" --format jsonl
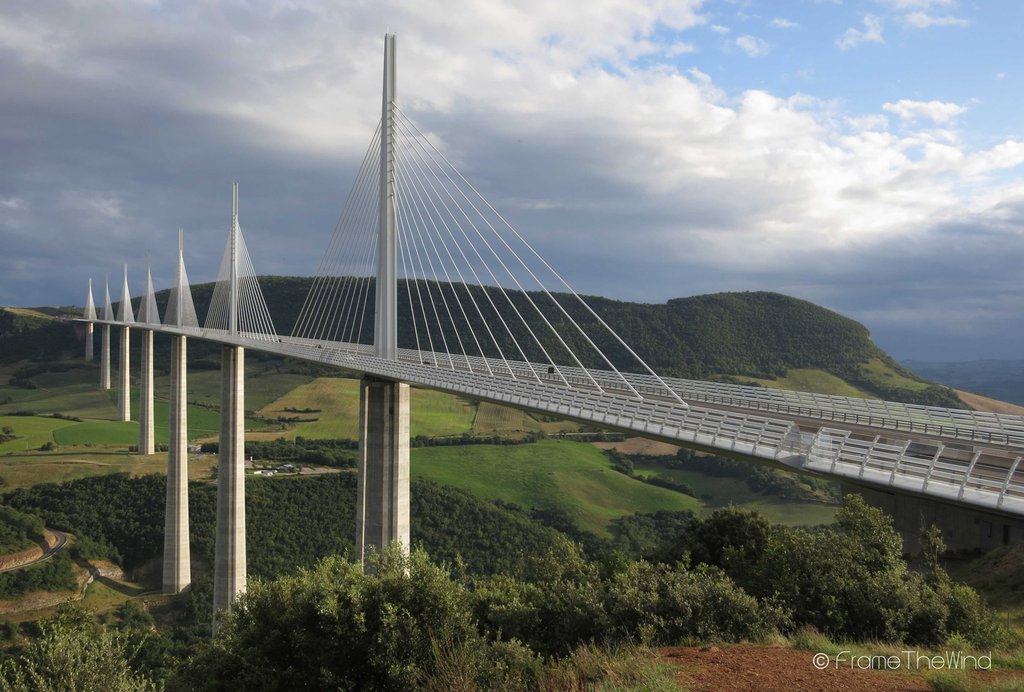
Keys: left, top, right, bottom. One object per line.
{"left": 660, "top": 645, "right": 931, "bottom": 692}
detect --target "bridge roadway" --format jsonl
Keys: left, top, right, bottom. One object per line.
{"left": 91, "top": 319, "right": 1024, "bottom": 520}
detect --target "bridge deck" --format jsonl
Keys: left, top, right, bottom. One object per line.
{"left": 85, "top": 319, "right": 1024, "bottom": 519}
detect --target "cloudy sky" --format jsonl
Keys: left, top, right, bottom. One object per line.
{"left": 2, "top": 0, "right": 1022, "bottom": 361}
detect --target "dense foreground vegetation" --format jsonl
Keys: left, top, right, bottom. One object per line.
{"left": 0, "top": 470, "right": 1013, "bottom": 690}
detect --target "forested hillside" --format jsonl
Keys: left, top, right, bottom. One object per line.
{"left": 5, "top": 279, "right": 959, "bottom": 405}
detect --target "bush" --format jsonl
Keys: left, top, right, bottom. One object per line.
{"left": 172, "top": 547, "right": 490, "bottom": 691}
{"left": 0, "top": 604, "right": 159, "bottom": 692}
{"left": 605, "top": 561, "right": 781, "bottom": 645}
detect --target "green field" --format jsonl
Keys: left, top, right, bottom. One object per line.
{"left": 633, "top": 460, "right": 838, "bottom": 526}
{"left": 0, "top": 451, "right": 217, "bottom": 491}
{"left": 46, "top": 399, "right": 262, "bottom": 447}
{"left": 0, "top": 416, "right": 79, "bottom": 453}
{"left": 472, "top": 401, "right": 543, "bottom": 434}
{"left": 0, "top": 383, "right": 119, "bottom": 420}
{"left": 258, "top": 378, "right": 478, "bottom": 440}
{"left": 738, "top": 368, "right": 871, "bottom": 398}
{"left": 856, "top": 357, "right": 931, "bottom": 392}
{"left": 154, "top": 369, "right": 313, "bottom": 411}
{"left": 412, "top": 440, "right": 700, "bottom": 536}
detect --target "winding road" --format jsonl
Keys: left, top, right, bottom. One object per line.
{"left": 0, "top": 529, "right": 69, "bottom": 573}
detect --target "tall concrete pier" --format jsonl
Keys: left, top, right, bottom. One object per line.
{"left": 213, "top": 344, "right": 245, "bottom": 618}
{"left": 118, "top": 327, "right": 131, "bottom": 421}
{"left": 100, "top": 326, "right": 111, "bottom": 390}
{"left": 117, "top": 265, "right": 134, "bottom": 422}
{"left": 355, "top": 34, "right": 411, "bottom": 568}
{"left": 84, "top": 324, "right": 94, "bottom": 361}
{"left": 164, "top": 229, "right": 194, "bottom": 594}
{"left": 100, "top": 277, "right": 112, "bottom": 389}
{"left": 212, "top": 184, "right": 247, "bottom": 625}
{"left": 355, "top": 376, "right": 410, "bottom": 565}
{"left": 138, "top": 329, "right": 155, "bottom": 454}
{"left": 137, "top": 266, "right": 160, "bottom": 455}
{"left": 164, "top": 334, "right": 191, "bottom": 593}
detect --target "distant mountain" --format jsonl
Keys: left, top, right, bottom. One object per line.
{"left": 2, "top": 281, "right": 961, "bottom": 408}
{"left": 904, "top": 360, "right": 1024, "bottom": 407}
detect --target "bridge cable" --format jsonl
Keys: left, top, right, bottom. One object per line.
{"left": 393, "top": 120, "right": 540, "bottom": 381}
{"left": 393, "top": 143, "right": 490, "bottom": 374}
{"left": 392, "top": 127, "right": 516, "bottom": 377}
{"left": 395, "top": 114, "right": 581, "bottom": 390}
{"left": 396, "top": 105, "right": 684, "bottom": 404}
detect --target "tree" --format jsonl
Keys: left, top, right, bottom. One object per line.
{"left": 0, "top": 604, "right": 158, "bottom": 692}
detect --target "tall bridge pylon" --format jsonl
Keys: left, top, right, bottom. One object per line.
{"left": 164, "top": 229, "right": 194, "bottom": 596}
{"left": 116, "top": 264, "right": 134, "bottom": 422}
{"left": 212, "top": 183, "right": 250, "bottom": 626}
{"left": 356, "top": 33, "right": 410, "bottom": 568}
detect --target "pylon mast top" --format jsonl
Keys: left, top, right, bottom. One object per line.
{"left": 375, "top": 33, "right": 397, "bottom": 359}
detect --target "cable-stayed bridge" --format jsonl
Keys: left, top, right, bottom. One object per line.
{"left": 74, "top": 35, "right": 1024, "bottom": 626}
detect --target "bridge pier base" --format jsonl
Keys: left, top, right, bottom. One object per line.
{"left": 118, "top": 327, "right": 131, "bottom": 421}
{"left": 355, "top": 376, "right": 410, "bottom": 571}
{"left": 213, "top": 345, "right": 246, "bottom": 629}
{"left": 100, "top": 325, "right": 110, "bottom": 389}
{"left": 164, "top": 335, "right": 191, "bottom": 594}
{"left": 138, "top": 330, "right": 155, "bottom": 455}
{"left": 843, "top": 483, "right": 1024, "bottom": 555}
{"left": 84, "top": 322, "right": 94, "bottom": 361}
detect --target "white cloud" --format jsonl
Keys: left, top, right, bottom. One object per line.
{"left": 710, "top": 24, "right": 730, "bottom": 34}
{"left": 666, "top": 42, "right": 697, "bottom": 55}
{"left": 847, "top": 114, "right": 890, "bottom": 132}
{"left": 904, "top": 12, "right": 970, "bottom": 27}
{"left": 735, "top": 35, "right": 770, "bottom": 57}
{"left": 770, "top": 18, "right": 799, "bottom": 29}
{"left": 874, "top": 0, "right": 954, "bottom": 9}
{"left": 836, "top": 14, "right": 884, "bottom": 50}
{"left": 883, "top": 99, "right": 966, "bottom": 123}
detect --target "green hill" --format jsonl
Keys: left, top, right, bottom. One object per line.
{"left": 4, "top": 280, "right": 960, "bottom": 407}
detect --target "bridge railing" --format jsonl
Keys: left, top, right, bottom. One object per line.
{"left": 793, "top": 425, "right": 1024, "bottom": 514}
{"left": 387, "top": 343, "right": 1024, "bottom": 449}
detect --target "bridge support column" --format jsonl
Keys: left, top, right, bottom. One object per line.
{"left": 138, "top": 330, "right": 155, "bottom": 455}
{"left": 84, "top": 323, "right": 94, "bottom": 361}
{"left": 213, "top": 345, "right": 245, "bottom": 627}
{"left": 164, "top": 335, "right": 190, "bottom": 594}
{"left": 100, "top": 325, "right": 111, "bottom": 389}
{"left": 118, "top": 327, "right": 131, "bottom": 421}
{"left": 843, "top": 483, "right": 1024, "bottom": 554}
{"left": 355, "top": 376, "right": 410, "bottom": 570}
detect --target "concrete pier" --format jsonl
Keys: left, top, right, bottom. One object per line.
{"left": 138, "top": 329, "right": 155, "bottom": 455}
{"left": 163, "top": 335, "right": 190, "bottom": 594}
{"left": 844, "top": 482, "right": 1024, "bottom": 555}
{"left": 84, "top": 323, "right": 94, "bottom": 361}
{"left": 118, "top": 327, "right": 131, "bottom": 421}
{"left": 355, "top": 376, "right": 410, "bottom": 568}
{"left": 213, "top": 345, "right": 246, "bottom": 622}
{"left": 100, "top": 325, "right": 110, "bottom": 389}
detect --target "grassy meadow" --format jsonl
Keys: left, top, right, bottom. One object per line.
{"left": 412, "top": 439, "right": 701, "bottom": 536}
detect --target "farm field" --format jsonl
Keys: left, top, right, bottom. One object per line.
{"left": 412, "top": 439, "right": 700, "bottom": 536}
{"left": 0, "top": 450, "right": 217, "bottom": 491}
{"left": 257, "top": 377, "right": 479, "bottom": 439}
{"left": 632, "top": 459, "right": 839, "bottom": 526}
{"left": 736, "top": 368, "right": 871, "bottom": 398}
